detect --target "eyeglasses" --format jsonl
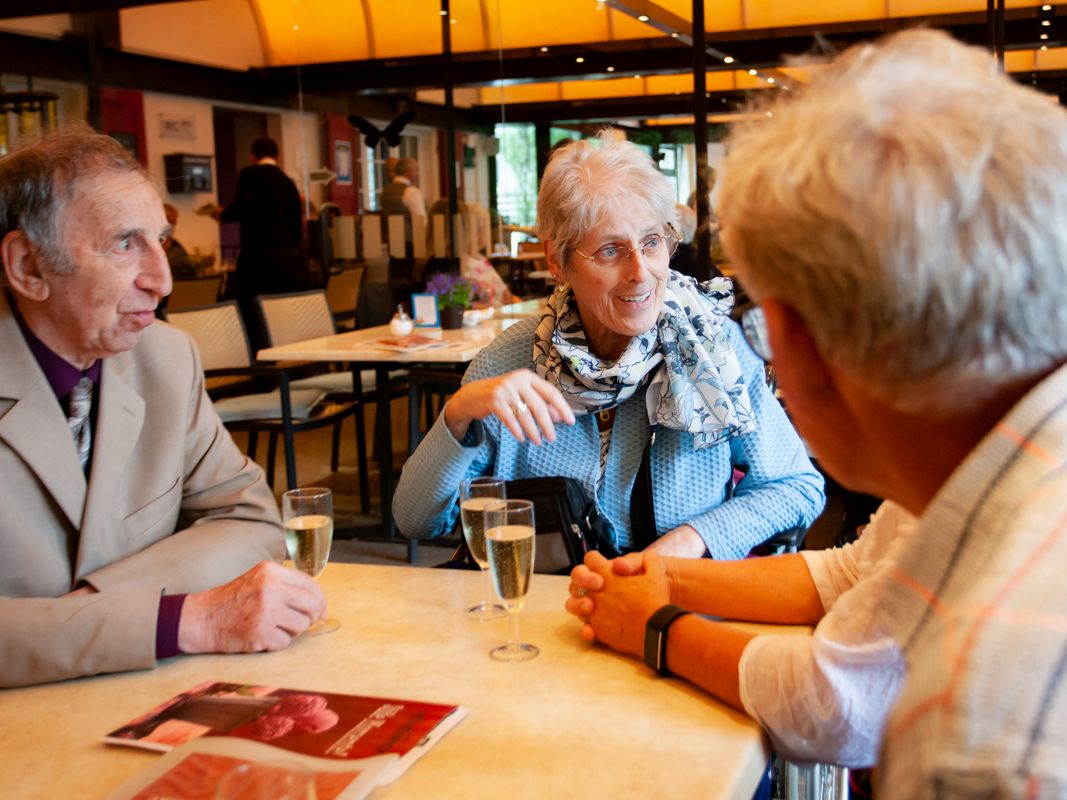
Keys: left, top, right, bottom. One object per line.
{"left": 741, "top": 306, "right": 772, "bottom": 362}
{"left": 571, "top": 228, "right": 680, "bottom": 269}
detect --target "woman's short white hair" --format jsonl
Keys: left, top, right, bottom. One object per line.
{"left": 536, "top": 132, "right": 676, "bottom": 267}
{"left": 720, "top": 29, "right": 1067, "bottom": 414}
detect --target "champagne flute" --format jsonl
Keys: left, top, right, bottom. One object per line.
{"left": 485, "top": 499, "right": 538, "bottom": 662}
{"left": 282, "top": 487, "right": 340, "bottom": 635}
{"left": 459, "top": 477, "right": 508, "bottom": 621}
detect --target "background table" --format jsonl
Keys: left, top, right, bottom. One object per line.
{"left": 1, "top": 564, "right": 784, "bottom": 799}
{"left": 258, "top": 305, "right": 543, "bottom": 541}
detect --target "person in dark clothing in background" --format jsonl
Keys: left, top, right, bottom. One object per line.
{"left": 206, "top": 137, "right": 304, "bottom": 349}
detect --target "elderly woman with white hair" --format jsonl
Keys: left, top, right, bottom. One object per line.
{"left": 394, "top": 135, "right": 824, "bottom": 559}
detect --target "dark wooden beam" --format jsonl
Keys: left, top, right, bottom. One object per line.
{"left": 472, "top": 92, "right": 747, "bottom": 125}
{"left": 0, "top": 0, "right": 187, "bottom": 18}
{"left": 0, "top": 29, "right": 495, "bottom": 132}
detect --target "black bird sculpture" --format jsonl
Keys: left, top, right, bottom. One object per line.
{"left": 347, "top": 111, "right": 416, "bottom": 148}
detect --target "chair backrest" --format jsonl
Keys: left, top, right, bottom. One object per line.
{"left": 167, "top": 274, "right": 223, "bottom": 310}
{"left": 517, "top": 241, "right": 545, "bottom": 257}
{"left": 325, "top": 267, "right": 363, "bottom": 318}
{"left": 257, "top": 290, "right": 337, "bottom": 347}
{"left": 163, "top": 301, "right": 253, "bottom": 371}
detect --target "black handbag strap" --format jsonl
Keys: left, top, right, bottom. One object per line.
{"left": 629, "top": 429, "right": 657, "bottom": 551}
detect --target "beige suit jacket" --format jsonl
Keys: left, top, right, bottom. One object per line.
{"left": 0, "top": 293, "right": 284, "bottom": 688}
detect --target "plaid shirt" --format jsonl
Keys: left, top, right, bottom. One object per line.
{"left": 876, "top": 363, "right": 1067, "bottom": 798}
{"left": 742, "top": 362, "right": 1067, "bottom": 797}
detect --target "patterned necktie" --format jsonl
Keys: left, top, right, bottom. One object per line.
{"left": 68, "top": 376, "right": 93, "bottom": 471}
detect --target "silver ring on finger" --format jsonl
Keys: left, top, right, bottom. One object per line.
{"left": 512, "top": 399, "right": 528, "bottom": 416}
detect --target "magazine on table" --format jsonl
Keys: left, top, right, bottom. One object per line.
{"left": 370, "top": 333, "right": 455, "bottom": 352}
{"left": 102, "top": 681, "right": 466, "bottom": 786}
{"left": 104, "top": 737, "right": 390, "bottom": 800}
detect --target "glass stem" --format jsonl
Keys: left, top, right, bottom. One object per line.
{"left": 480, "top": 566, "right": 493, "bottom": 610}
{"left": 509, "top": 608, "right": 520, "bottom": 646}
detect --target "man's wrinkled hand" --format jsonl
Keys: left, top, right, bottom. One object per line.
{"left": 178, "top": 561, "right": 326, "bottom": 654}
{"left": 582, "top": 551, "right": 676, "bottom": 658}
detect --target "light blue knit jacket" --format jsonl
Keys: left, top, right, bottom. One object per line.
{"left": 393, "top": 316, "right": 825, "bottom": 559}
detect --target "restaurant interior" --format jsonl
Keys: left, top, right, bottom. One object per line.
{"left": 1, "top": 2, "right": 1065, "bottom": 798}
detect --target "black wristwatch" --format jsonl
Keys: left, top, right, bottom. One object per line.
{"left": 644, "top": 604, "right": 691, "bottom": 676}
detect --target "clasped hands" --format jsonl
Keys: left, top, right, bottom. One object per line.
{"left": 565, "top": 550, "right": 678, "bottom": 659}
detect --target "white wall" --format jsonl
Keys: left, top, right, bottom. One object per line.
{"left": 142, "top": 92, "right": 324, "bottom": 258}
{"left": 121, "top": 0, "right": 265, "bottom": 70}
{"left": 142, "top": 93, "right": 220, "bottom": 258}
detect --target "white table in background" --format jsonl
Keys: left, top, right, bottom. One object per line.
{"left": 1, "top": 564, "right": 790, "bottom": 799}
{"left": 258, "top": 306, "right": 544, "bottom": 541}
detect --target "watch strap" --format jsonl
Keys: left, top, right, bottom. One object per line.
{"left": 644, "top": 604, "right": 690, "bottom": 676}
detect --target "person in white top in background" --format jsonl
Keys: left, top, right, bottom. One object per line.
{"left": 390, "top": 157, "right": 426, "bottom": 221}
{"left": 567, "top": 29, "right": 1067, "bottom": 798}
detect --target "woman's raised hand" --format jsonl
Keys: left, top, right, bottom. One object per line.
{"left": 443, "top": 369, "right": 575, "bottom": 445}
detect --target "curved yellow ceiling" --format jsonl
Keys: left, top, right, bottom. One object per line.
{"left": 255, "top": 0, "right": 1047, "bottom": 66}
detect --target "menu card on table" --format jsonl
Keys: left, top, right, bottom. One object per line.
{"left": 103, "top": 681, "right": 466, "bottom": 791}
{"left": 370, "top": 334, "right": 454, "bottom": 352}
{"left": 105, "top": 737, "right": 388, "bottom": 800}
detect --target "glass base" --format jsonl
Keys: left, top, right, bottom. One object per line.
{"left": 490, "top": 642, "right": 539, "bottom": 662}
{"left": 306, "top": 617, "right": 340, "bottom": 636}
{"left": 465, "top": 602, "right": 507, "bottom": 621}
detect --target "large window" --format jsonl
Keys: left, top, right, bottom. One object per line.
{"left": 493, "top": 123, "right": 537, "bottom": 228}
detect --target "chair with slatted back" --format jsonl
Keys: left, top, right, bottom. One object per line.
{"left": 257, "top": 290, "right": 407, "bottom": 513}
{"left": 163, "top": 300, "right": 361, "bottom": 491}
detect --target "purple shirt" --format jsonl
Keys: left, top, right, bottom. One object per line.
{"left": 13, "top": 305, "right": 185, "bottom": 659}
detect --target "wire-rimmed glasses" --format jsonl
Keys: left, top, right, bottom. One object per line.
{"left": 571, "top": 226, "right": 680, "bottom": 269}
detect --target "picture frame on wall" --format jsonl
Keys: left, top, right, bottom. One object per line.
{"left": 335, "top": 141, "right": 353, "bottom": 185}
{"left": 411, "top": 293, "right": 440, "bottom": 327}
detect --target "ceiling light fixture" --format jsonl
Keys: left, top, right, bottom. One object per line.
{"left": 634, "top": 74, "right": 642, "bottom": 79}
{"left": 723, "top": 56, "right": 734, "bottom": 63}
{"left": 1041, "top": 32, "right": 1050, "bottom": 38}
{"left": 671, "top": 32, "right": 679, "bottom": 38}
{"left": 607, "top": 66, "right": 615, "bottom": 72}
{"left": 1042, "top": 19, "right": 1052, "bottom": 25}
{"left": 748, "top": 68, "right": 758, "bottom": 76}
{"left": 1041, "top": 44, "right": 1050, "bottom": 50}
{"left": 766, "top": 77, "right": 775, "bottom": 84}
{"left": 1042, "top": 3, "right": 1052, "bottom": 9}
{"left": 540, "top": 46, "right": 549, "bottom": 52}
{"left": 576, "top": 57, "right": 585, "bottom": 63}
{"left": 638, "top": 15, "right": 649, "bottom": 22}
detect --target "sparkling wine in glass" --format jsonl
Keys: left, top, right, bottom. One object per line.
{"left": 485, "top": 498, "right": 538, "bottom": 662}
{"left": 459, "top": 477, "right": 507, "bottom": 621}
{"left": 282, "top": 487, "right": 340, "bottom": 635}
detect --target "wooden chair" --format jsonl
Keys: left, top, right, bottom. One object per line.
{"left": 325, "top": 266, "right": 363, "bottom": 330}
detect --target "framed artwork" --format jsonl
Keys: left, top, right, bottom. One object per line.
{"left": 334, "top": 141, "right": 353, "bottom": 185}
{"left": 159, "top": 113, "right": 196, "bottom": 141}
{"left": 411, "top": 293, "right": 440, "bottom": 327}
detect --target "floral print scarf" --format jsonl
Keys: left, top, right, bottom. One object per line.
{"left": 532, "top": 271, "right": 757, "bottom": 449}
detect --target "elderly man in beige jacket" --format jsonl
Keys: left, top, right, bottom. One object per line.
{"left": 0, "top": 131, "right": 325, "bottom": 688}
